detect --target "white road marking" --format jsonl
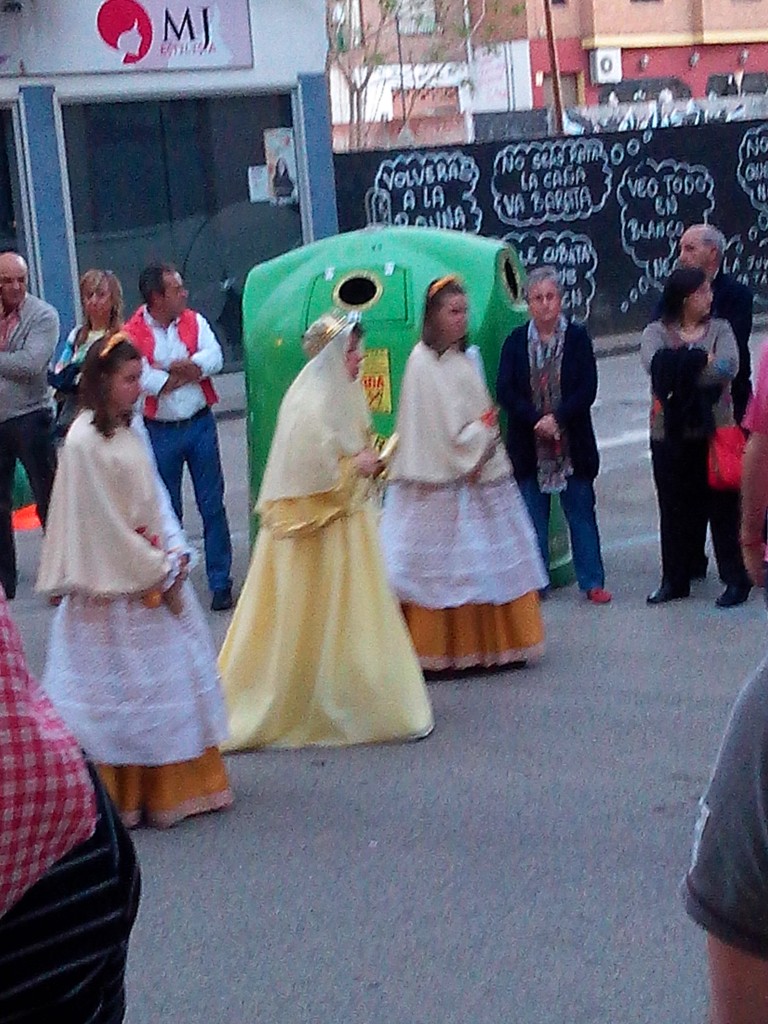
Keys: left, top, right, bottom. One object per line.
{"left": 598, "top": 428, "right": 648, "bottom": 450}
{"left": 602, "top": 532, "right": 658, "bottom": 553}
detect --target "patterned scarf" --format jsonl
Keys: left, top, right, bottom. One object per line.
{"left": 0, "top": 590, "right": 96, "bottom": 916}
{"left": 528, "top": 315, "right": 573, "bottom": 494}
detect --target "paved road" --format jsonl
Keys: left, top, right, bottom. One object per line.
{"left": 10, "top": 354, "right": 767, "bottom": 1024}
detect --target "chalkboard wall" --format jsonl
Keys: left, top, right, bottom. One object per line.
{"left": 334, "top": 119, "right": 768, "bottom": 336}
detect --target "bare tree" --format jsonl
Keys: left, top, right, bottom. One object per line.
{"left": 327, "top": 0, "right": 512, "bottom": 150}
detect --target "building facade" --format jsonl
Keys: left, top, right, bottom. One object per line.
{"left": 527, "top": 0, "right": 768, "bottom": 110}
{"left": 329, "top": 0, "right": 768, "bottom": 148}
{"left": 0, "top": 0, "right": 336, "bottom": 363}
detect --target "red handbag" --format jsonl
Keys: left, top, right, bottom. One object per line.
{"left": 708, "top": 425, "right": 746, "bottom": 490}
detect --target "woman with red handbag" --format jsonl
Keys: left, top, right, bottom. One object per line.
{"left": 641, "top": 266, "right": 751, "bottom": 607}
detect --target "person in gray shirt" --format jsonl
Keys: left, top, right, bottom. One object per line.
{"left": 684, "top": 345, "right": 768, "bottom": 1022}
{"left": 684, "top": 661, "right": 768, "bottom": 1023}
{"left": 0, "top": 252, "right": 59, "bottom": 599}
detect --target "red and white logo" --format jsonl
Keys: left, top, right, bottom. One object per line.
{"left": 96, "top": 0, "right": 153, "bottom": 65}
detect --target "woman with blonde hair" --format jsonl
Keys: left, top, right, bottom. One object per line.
{"left": 49, "top": 269, "right": 124, "bottom": 439}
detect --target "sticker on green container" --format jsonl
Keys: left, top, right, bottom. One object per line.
{"left": 361, "top": 348, "right": 392, "bottom": 414}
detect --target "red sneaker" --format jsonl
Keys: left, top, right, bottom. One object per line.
{"left": 586, "top": 587, "right": 612, "bottom": 604}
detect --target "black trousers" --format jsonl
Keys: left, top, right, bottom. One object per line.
{"left": 651, "top": 438, "right": 749, "bottom": 592}
{"left": 0, "top": 409, "right": 57, "bottom": 599}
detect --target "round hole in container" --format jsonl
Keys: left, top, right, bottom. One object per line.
{"left": 500, "top": 251, "right": 521, "bottom": 301}
{"left": 333, "top": 272, "right": 383, "bottom": 311}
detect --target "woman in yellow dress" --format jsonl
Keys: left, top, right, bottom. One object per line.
{"left": 219, "top": 311, "right": 434, "bottom": 750}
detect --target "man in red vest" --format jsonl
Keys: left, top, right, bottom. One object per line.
{"left": 124, "top": 263, "right": 233, "bottom": 611}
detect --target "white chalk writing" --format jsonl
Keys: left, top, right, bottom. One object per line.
{"left": 507, "top": 230, "right": 598, "bottom": 322}
{"left": 737, "top": 125, "right": 768, "bottom": 213}
{"left": 368, "top": 151, "right": 482, "bottom": 232}
{"left": 617, "top": 157, "right": 715, "bottom": 281}
{"left": 491, "top": 139, "right": 611, "bottom": 227}
{"left": 724, "top": 233, "right": 768, "bottom": 292}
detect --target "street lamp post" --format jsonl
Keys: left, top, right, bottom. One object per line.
{"left": 542, "top": 0, "right": 565, "bottom": 135}
{"left": 331, "top": 1, "right": 347, "bottom": 51}
{"left": 394, "top": 9, "right": 409, "bottom": 128}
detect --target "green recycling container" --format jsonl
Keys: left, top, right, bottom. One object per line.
{"left": 241, "top": 225, "right": 573, "bottom": 584}
{"left": 548, "top": 495, "right": 576, "bottom": 587}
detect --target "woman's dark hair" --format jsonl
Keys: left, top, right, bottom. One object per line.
{"left": 78, "top": 332, "right": 142, "bottom": 438}
{"left": 659, "top": 266, "right": 708, "bottom": 325}
{"left": 422, "top": 276, "right": 467, "bottom": 351}
{"left": 138, "top": 263, "right": 176, "bottom": 307}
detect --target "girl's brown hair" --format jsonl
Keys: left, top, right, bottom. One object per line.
{"left": 422, "top": 276, "right": 468, "bottom": 352}
{"left": 78, "top": 331, "right": 141, "bottom": 438}
{"left": 75, "top": 270, "right": 124, "bottom": 348}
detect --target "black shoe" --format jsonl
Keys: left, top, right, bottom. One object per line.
{"left": 715, "top": 583, "right": 751, "bottom": 608}
{"left": 211, "top": 586, "right": 233, "bottom": 612}
{"left": 646, "top": 583, "right": 690, "bottom": 605}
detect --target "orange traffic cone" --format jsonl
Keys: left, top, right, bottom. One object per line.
{"left": 12, "top": 504, "right": 41, "bottom": 531}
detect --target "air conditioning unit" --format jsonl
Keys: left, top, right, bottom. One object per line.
{"left": 590, "top": 48, "right": 622, "bottom": 85}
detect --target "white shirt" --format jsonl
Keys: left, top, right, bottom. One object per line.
{"left": 139, "top": 308, "right": 223, "bottom": 422}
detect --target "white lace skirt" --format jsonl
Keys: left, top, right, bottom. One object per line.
{"left": 380, "top": 476, "right": 548, "bottom": 609}
{"left": 41, "top": 582, "right": 229, "bottom": 766}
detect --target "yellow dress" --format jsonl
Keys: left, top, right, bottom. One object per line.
{"left": 219, "top": 497, "right": 433, "bottom": 751}
{"left": 219, "top": 314, "right": 433, "bottom": 751}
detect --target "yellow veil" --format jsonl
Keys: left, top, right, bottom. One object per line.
{"left": 257, "top": 312, "right": 371, "bottom": 511}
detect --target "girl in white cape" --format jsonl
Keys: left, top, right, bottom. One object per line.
{"left": 37, "top": 332, "right": 232, "bottom": 828}
{"left": 380, "top": 275, "right": 547, "bottom": 671}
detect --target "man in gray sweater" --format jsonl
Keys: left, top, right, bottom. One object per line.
{"left": 0, "top": 252, "right": 59, "bottom": 599}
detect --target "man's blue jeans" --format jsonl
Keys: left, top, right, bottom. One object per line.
{"left": 145, "top": 409, "right": 232, "bottom": 593}
{"left": 518, "top": 476, "right": 606, "bottom": 592}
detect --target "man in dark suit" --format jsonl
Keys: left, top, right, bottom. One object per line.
{"left": 678, "top": 223, "right": 753, "bottom": 425}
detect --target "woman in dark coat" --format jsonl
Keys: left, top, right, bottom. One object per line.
{"left": 640, "top": 265, "right": 750, "bottom": 606}
{"left": 496, "top": 266, "right": 611, "bottom": 604}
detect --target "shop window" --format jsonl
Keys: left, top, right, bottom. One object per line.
{"left": 397, "top": 0, "right": 436, "bottom": 34}
{"left": 598, "top": 77, "right": 690, "bottom": 103}
{"left": 0, "top": 110, "right": 22, "bottom": 255}
{"left": 744, "top": 73, "right": 768, "bottom": 94}
{"left": 62, "top": 94, "right": 302, "bottom": 366}
{"left": 332, "top": 0, "right": 363, "bottom": 50}
{"left": 544, "top": 74, "right": 581, "bottom": 108}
